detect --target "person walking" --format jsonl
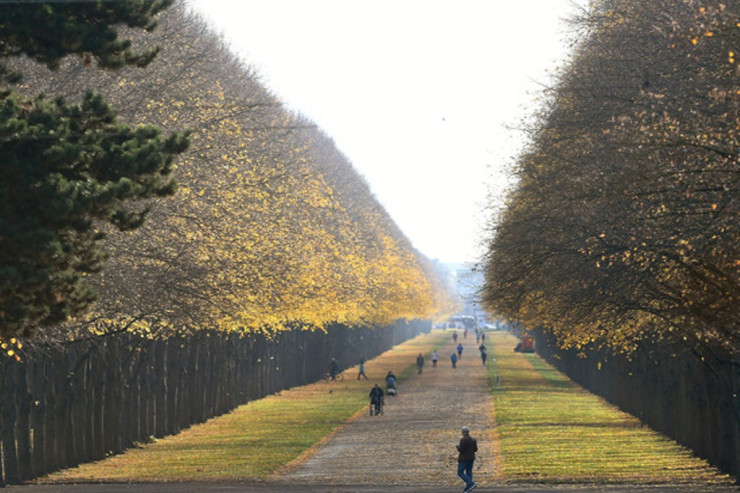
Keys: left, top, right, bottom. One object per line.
{"left": 432, "top": 349, "right": 439, "bottom": 367}
{"left": 385, "top": 370, "right": 397, "bottom": 396}
{"left": 357, "top": 358, "right": 368, "bottom": 380}
{"left": 450, "top": 352, "right": 458, "bottom": 368}
{"left": 457, "top": 342, "right": 464, "bottom": 359}
{"left": 416, "top": 353, "right": 424, "bottom": 374}
{"left": 328, "top": 357, "right": 339, "bottom": 380}
{"left": 479, "top": 344, "right": 487, "bottom": 365}
{"left": 456, "top": 426, "right": 478, "bottom": 492}
{"left": 369, "top": 383, "right": 384, "bottom": 416}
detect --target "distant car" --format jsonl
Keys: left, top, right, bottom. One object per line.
{"left": 515, "top": 335, "right": 535, "bottom": 353}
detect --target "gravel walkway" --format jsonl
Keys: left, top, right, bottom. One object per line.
{"left": 12, "top": 333, "right": 739, "bottom": 492}
{"left": 273, "top": 336, "right": 503, "bottom": 489}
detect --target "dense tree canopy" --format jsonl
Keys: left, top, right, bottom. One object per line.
{"left": 8, "top": 2, "right": 456, "bottom": 340}
{"left": 0, "top": 1, "right": 173, "bottom": 82}
{"left": 0, "top": 1, "right": 188, "bottom": 338}
{"left": 482, "top": 0, "right": 739, "bottom": 355}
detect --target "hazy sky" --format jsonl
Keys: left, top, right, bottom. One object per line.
{"left": 187, "top": 0, "right": 585, "bottom": 264}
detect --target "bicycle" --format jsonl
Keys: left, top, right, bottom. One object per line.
{"left": 322, "top": 370, "right": 344, "bottom": 381}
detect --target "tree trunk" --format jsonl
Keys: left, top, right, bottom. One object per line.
{"left": 62, "top": 352, "right": 76, "bottom": 470}
{"left": 29, "top": 354, "right": 47, "bottom": 478}
{"left": 106, "top": 339, "right": 124, "bottom": 454}
{"left": 90, "top": 345, "right": 105, "bottom": 460}
{"left": 154, "top": 340, "right": 167, "bottom": 438}
{"left": 3, "top": 362, "right": 21, "bottom": 484}
{"left": 42, "top": 356, "right": 58, "bottom": 474}
{"left": 15, "top": 360, "right": 34, "bottom": 480}
{"left": 65, "top": 345, "right": 80, "bottom": 468}
{"left": 142, "top": 339, "right": 155, "bottom": 440}
{"left": 166, "top": 338, "right": 180, "bottom": 436}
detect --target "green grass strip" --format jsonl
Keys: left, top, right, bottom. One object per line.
{"left": 488, "top": 331, "right": 732, "bottom": 485}
{"left": 41, "top": 330, "right": 451, "bottom": 482}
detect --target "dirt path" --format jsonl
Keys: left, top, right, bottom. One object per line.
{"left": 14, "top": 332, "right": 738, "bottom": 492}
{"left": 273, "top": 336, "right": 503, "bottom": 488}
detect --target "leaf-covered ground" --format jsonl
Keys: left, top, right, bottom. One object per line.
{"left": 36, "top": 329, "right": 735, "bottom": 491}
{"left": 489, "top": 332, "right": 733, "bottom": 487}
{"left": 275, "top": 333, "right": 500, "bottom": 488}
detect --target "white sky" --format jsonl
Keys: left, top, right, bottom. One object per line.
{"left": 187, "top": 0, "right": 585, "bottom": 264}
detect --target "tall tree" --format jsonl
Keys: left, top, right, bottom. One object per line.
{"left": 0, "top": 1, "right": 188, "bottom": 338}
{"left": 483, "top": 0, "right": 739, "bottom": 355}
{"left": 8, "top": 4, "right": 457, "bottom": 339}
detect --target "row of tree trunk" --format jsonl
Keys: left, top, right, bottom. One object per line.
{"left": 532, "top": 329, "right": 740, "bottom": 480}
{"left": 0, "top": 320, "right": 429, "bottom": 485}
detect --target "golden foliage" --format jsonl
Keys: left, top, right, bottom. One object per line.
{"left": 481, "top": 0, "right": 739, "bottom": 354}
{"left": 12, "top": 4, "right": 456, "bottom": 338}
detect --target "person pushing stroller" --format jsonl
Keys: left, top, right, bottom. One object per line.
{"left": 385, "top": 370, "right": 397, "bottom": 397}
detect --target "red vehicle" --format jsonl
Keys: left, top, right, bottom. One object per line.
{"left": 515, "top": 335, "right": 535, "bottom": 353}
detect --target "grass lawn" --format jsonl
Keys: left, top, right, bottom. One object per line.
{"left": 488, "top": 330, "right": 733, "bottom": 485}
{"left": 40, "top": 328, "right": 734, "bottom": 486}
{"left": 39, "top": 330, "right": 450, "bottom": 482}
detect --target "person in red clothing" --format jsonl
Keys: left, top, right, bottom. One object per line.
{"left": 456, "top": 426, "right": 478, "bottom": 492}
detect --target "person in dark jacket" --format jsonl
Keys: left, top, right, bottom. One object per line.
{"left": 328, "top": 358, "right": 339, "bottom": 380}
{"left": 369, "top": 384, "right": 384, "bottom": 415}
{"left": 385, "top": 370, "right": 397, "bottom": 396}
{"left": 416, "top": 353, "right": 424, "bottom": 374}
{"left": 456, "top": 426, "right": 478, "bottom": 492}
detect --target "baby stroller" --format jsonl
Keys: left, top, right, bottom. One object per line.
{"left": 385, "top": 375, "right": 397, "bottom": 397}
